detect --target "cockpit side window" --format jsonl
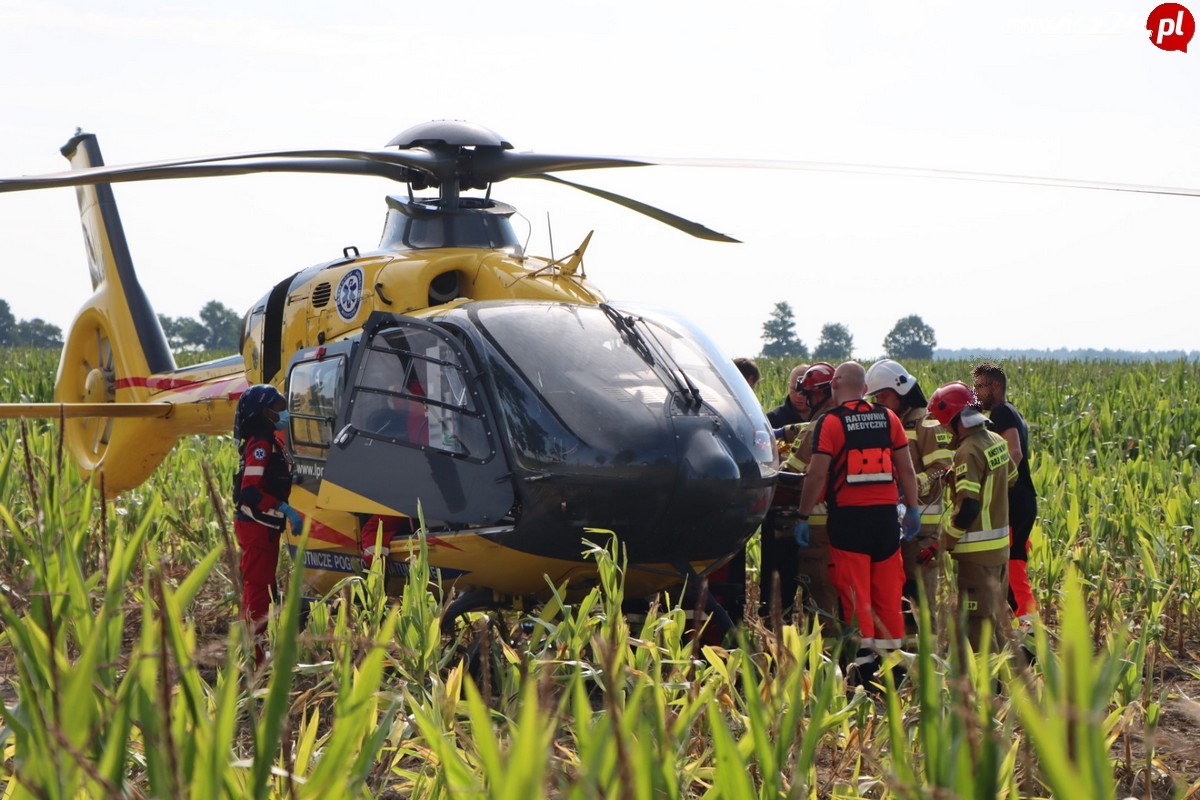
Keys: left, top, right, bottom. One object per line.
{"left": 287, "top": 356, "right": 346, "bottom": 461}
{"left": 347, "top": 327, "right": 492, "bottom": 462}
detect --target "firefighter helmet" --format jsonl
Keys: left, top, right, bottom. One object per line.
{"left": 798, "top": 362, "right": 835, "bottom": 394}
{"left": 865, "top": 359, "right": 917, "bottom": 397}
{"left": 927, "top": 381, "right": 982, "bottom": 427}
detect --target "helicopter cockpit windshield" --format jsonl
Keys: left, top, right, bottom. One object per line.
{"left": 317, "top": 303, "right": 775, "bottom": 562}
{"left": 468, "top": 301, "right": 776, "bottom": 476}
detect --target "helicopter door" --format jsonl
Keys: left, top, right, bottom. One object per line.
{"left": 317, "top": 315, "right": 514, "bottom": 525}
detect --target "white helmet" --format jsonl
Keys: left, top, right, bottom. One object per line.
{"left": 865, "top": 359, "right": 916, "bottom": 397}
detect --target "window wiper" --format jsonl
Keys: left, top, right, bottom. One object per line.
{"left": 601, "top": 303, "right": 702, "bottom": 410}
{"left": 600, "top": 302, "right": 655, "bottom": 366}
{"left": 630, "top": 315, "right": 703, "bottom": 409}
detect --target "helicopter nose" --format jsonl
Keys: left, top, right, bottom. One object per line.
{"left": 679, "top": 425, "right": 741, "bottom": 506}
{"left": 659, "top": 422, "right": 747, "bottom": 557}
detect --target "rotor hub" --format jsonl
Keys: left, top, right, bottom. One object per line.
{"left": 83, "top": 366, "right": 114, "bottom": 404}
{"left": 386, "top": 120, "right": 513, "bottom": 151}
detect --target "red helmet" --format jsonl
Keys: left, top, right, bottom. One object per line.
{"left": 927, "top": 381, "right": 979, "bottom": 427}
{"left": 798, "top": 362, "right": 835, "bottom": 394}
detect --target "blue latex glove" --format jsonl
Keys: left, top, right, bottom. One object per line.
{"left": 793, "top": 519, "right": 811, "bottom": 547}
{"left": 902, "top": 505, "right": 921, "bottom": 541}
{"left": 279, "top": 502, "right": 304, "bottom": 531}
{"left": 772, "top": 427, "right": 785, "bottom": 440}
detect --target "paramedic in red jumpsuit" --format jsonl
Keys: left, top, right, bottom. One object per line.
{"left": 234, "top": 384, "right": 303, "bottom": 661}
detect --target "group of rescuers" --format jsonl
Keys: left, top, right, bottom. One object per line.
{"left": 230, "top": 358, "right": 1037, "bottom": 678}
{"left": 730, "top": 356, "right": 1038, "bottom": 686}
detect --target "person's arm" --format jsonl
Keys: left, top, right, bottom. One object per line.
{"left": 942, "top": 448, "right": 983, "bottom": 552}
{"left": 916, "top": 424, "right": 954, "bottom": 499}
{"left": 951, "top": 498, "right": 981, "bottom": 531}
{"left": 1002, "top": 427, "right": 1023, "bottom": 468}
{"left": 892, "top": 445, "right": 919, "bottom": 510}
{"left": 796, "top": 452, "right": 830, "bottom": 518}
{"left": 239, "top": 437, "right": 294, "bottom": 528}
{"left": 240, "top": 438, "right": 280, "bottom": 513}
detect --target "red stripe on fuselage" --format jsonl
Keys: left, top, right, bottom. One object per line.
{"left": 426, "top": 535, "right": 464, "bottom": 551}
{"left": 306, "top": 518, "right": 355, "bottom": 547}
{"left": 115, "top": 374, "right": 249, "bottom": 401}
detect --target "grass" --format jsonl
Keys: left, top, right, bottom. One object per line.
{"left": 0, "top": 350, "right": 1198, "bottom": 797}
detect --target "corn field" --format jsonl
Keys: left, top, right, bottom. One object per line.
{"left": 0, "top": 348, "right": 1198, "bottom": 798}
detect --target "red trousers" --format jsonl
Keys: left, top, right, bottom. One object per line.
{"left": 1009, "top": 529, "right": 1038, "bottom": 619}
{"left": 235, "top": 519, "right": 281, "bottom": 640}
{"left": 828, "top": 546, "right": 905, "bottom": 649}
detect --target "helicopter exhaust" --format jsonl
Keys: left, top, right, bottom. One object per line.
{"left": 428, "top": 271, "right": 461, "bottom": 305}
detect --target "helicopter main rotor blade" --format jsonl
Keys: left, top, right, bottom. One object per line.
{"left": 6, "top": 123, "right": 1192, "bottom": 248}
{"left": 0, "top": 144, "right": 657, "bottom": 194}
{"left": 5, "top": 121, "right": 1198, "bottom": 200}
{"left": 638, "top": 157, "right": 1200, "bottom": 199}
{"left": 470, "top": 151, "right": 653, "bottom": 182}
{"left": 528, "top": 172, "right": 740, "bottom": 243}
{"left": 0, "top": 154, "right": 426, "bottom": 193}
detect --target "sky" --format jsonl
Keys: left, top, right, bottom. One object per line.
{"left": 1, "top": 0, "right": 1198, "bottom": 361}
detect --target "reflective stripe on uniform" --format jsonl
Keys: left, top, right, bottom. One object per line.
{"left": 924, "top": 447, "right": 954, "bottom": 465}
{"left": 846, "top": 471, "right": 894, "bottom": 484}
{"left": 952, "top": 525, "right": 1008, "bottom": 554}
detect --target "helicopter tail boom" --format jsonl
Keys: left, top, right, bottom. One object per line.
{"left": 50, "top": 133, "right": 203, "bottom": 494}
{"left": 60, "top": 132, "right": 175, "bottom": 375}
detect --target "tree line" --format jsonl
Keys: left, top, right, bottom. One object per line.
{"left": 0, "top": 299, "right": 241, "bottom": 353}
{"left": 0, "top": 300, "right": 64, "bottom": 348}
{"left": 760, "top": 301, "right": 937, "bottom": 362}
{"left": 157, "top": 301, "right": 241, "bottom": 353}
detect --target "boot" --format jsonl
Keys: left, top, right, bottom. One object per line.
{"left": 846, "top": 648, "right": 880, "bottom": 692}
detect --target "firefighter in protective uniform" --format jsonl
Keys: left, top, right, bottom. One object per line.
{"left": 865, "top": 360, "right": 953, "bottom": 633}
{"left": 773, "top": 362, "right": 840, "bottom": 623}
{"left": 971, "top": 360, "right": 1039, "bottom": 628}
{"left": 927, "top": 381, "right": 1017, "bottom": 657}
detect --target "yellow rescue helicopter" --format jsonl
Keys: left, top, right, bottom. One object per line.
{"left": 0, "top": 121, "right": 778, "bottom": 627}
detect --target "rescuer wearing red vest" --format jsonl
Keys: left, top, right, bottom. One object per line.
{"left": 795, "top": 362, "right": 921, "bottom": 687}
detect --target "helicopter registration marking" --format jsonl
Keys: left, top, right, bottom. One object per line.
{"left": 335, "top": 268, "right": 364, "bottom": 321}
